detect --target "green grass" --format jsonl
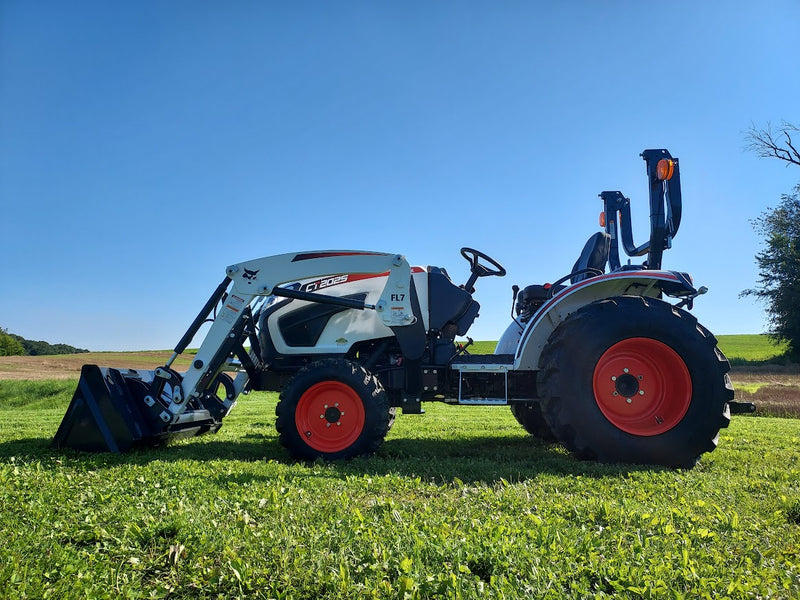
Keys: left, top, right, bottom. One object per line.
{"left": 460, "top": 340, "right": 497, "bottom": 354}
{"left": 0, "top": 379, "right": 78, "bottom": 411}
{"left": 715, "top": 334, "right": 789, "bottom": 364}
{"left": 733, "top": 382, "right": 762, "bottom": 394}
{"left": 1, "top": 384, "right": 799, "bottom": 599}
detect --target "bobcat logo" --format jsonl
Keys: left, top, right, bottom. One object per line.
{"left": 242, "top": 268, "right": 259, "bottom": 282}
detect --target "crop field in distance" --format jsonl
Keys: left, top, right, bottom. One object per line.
{"left": 0, "top": 334, "right": 798, "bottom": 598}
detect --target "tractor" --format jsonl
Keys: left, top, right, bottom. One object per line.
{"left": 54, "top": 149, "right": 753, "bottom": 467}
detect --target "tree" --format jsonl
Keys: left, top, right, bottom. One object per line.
{"left": 744, "top": 120, "right": 800, "bottom": 358}
{"left": 10, "top": 335, "right": 89, "bottom": 355}
{"left": 0, "top": 328, "right": 25, "bottom": 356}
{"left": 745, "top": 121, "right": 800, "bottom": 168}
{"left": 741, "top": 185, "right": 800, "bottom": 358}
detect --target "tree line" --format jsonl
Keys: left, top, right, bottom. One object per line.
{"left": 0, "top": 327, "right": 89, "bottom": 356}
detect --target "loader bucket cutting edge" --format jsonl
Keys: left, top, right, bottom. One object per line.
{"left": 53, "top": 364, "right": 222, "bottom": 453}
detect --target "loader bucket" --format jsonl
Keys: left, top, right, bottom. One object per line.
{"left": 53, "top": 364, "right": 222, "bottom": 453}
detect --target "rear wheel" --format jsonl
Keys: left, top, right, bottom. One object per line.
{"left": 276, "top": 359, "right": 391, "bottom": 460}
{"left": 510, "top": 402, "right": 557, "bottom": 442}
{"left": 537, "top": 296, "right": 732, "bottom": 468}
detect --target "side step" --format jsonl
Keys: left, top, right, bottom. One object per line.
{"left": 451, "top": 355, "right": 515, "bottom": 406}
{"left": 53, "top": 365, "right": 222, "bottom": 453}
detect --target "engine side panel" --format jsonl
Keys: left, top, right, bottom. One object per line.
{"left": 265, "top": 268, "right": 429, "bottom": 356}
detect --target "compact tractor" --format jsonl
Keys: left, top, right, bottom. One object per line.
{"left": 54, "top": 149, "right": 753, "bottom": 467}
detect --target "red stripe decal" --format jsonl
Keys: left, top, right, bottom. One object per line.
{"left": 292, "top": 251, "right": 386, "bottom": 262}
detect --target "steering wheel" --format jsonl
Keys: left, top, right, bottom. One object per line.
{"left": 460, "top": 247, "right": 506, "bottom": 293}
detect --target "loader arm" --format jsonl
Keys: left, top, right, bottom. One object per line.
{"left": 162, "top": 251, "right": 414, "bottom": 423}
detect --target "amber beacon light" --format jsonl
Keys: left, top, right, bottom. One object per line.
{"left": 657, "top": 158, "right": 675, "bottom": 180}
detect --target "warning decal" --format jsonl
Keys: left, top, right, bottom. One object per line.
{"left": 220, "top": 294, "right": 246, "bottom": 323}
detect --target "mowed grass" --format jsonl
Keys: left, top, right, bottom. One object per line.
{"left": 1, "top": 382, "right": 800, "bottom": 599}
{"left": 0, "top": 335, "right": 797, "bottom": 598}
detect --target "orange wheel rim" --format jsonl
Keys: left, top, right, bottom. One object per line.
{"left": 295, "top": 381, "right": 366, "bottom": 452}
{"left": 593, "top": 338, "right": 692, "bottom": 436}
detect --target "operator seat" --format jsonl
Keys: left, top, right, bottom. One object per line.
{"left": 570, "top": 232, "right": 611, "bottom": 284}
{"left": 427, "top": 267, "right": 480, "bottom": 335}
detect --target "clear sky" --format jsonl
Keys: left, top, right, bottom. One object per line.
{"left": 2, "top": 2, "right": 799, "bottom": 351}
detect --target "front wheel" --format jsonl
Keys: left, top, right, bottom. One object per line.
{"left": 537, "top": 296, "right": 733, "bottom": 468}
{"left": 276, "top": 359, "right": 391, "bottom": 460}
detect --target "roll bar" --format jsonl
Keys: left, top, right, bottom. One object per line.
{"left": 600, "top": 149, "right": 682, "bottom": 271}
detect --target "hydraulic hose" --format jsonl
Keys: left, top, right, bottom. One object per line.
{"left": 173, "top": 276, "right": 232, "bottom": 356}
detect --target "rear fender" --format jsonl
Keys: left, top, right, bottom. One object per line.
{"left": 513, "top": 271, "right": 695, "bottom": 371}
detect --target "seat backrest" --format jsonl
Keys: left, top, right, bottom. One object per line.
{"left": 570, "top": 232, "right": 611, "bottom": 284}
{"left": 427, "top": 267, "right": 479, "bottom": 334}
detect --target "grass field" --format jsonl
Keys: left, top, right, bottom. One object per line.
{"left": 716, "top": 334, "right": 790, "bottom": 364}
{"left": 1, "top": 390, "right": 799, "bottom": 599}
{"left": 0, "top": 335, "right": 799, "bottom": 598}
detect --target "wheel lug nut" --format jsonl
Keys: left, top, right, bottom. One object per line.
{"left": 626, "top": 398, "right": 632, "bottom": 404}
{"left": 611, "top": 376, "right": 617, "bottom": 381}
{"left": 623, "top": 368, "right": 630, "bottom": 373}
{"left": 639, "top": 390, "right": 645, "bottom": 395}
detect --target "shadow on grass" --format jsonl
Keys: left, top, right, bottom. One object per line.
{"left": 0, "top": 431, "right": 662, "bottom": 484}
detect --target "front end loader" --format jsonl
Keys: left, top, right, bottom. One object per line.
{"left": 54, "top": 149, "right": 753, "bottom": 467}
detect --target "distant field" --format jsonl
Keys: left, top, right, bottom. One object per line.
{"left": 0, "top": 335, "right": 797, "bottom": 417}
{"left": 0, "top": 335, "right": 787, "bottom": 380}
{"left": 0, "top": 351, "right": 192, "bottom": 381}
{"left": 715, "top": 334, "right": 789, "bottom": 363}
{"left": 471, "top": 335, "right": 790, "bottom": 364}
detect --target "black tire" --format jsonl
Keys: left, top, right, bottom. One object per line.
{"left": 510, "top": 402, "right": 557, "bottom": 442}
{"left": 275, "top": 358, "right": 391, "bottom": 460}
{"left": 537, "top": 296, "right": 732, "bottom": 468}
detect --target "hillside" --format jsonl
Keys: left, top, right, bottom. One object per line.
{"left": 0, "top": 327, "right": 88, "bottom": 357}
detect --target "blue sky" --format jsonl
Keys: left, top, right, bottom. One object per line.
{"left": 2, "top": 2, "right": 799, "bottom": 351}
